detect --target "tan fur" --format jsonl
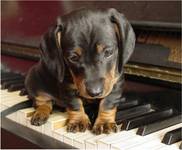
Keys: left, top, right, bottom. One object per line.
{"left": 34, "top": 92, "right": 53, "bottom": 114}
{"left": 70, "top": 64, "right": 119, "bottom": 99}
{"left": 75, "top": 47, "right": 82, "bottom": 56}
{"left": 103, "top": 64, "right": 119, "bottom": 96}
{"left": 96, "top": 44, "right": 105, "bottom": 53}
{"left": 66, "top": 99, "right": 91, "bottom": 132}
{"left": 66, "top": 99, "right": 88, "bottom": 123}
{"left": 95, "top": 99, "right": 117, "bottom": 124}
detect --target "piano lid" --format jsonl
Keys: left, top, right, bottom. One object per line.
{"left": 1, "top": 1, "right": 181, "bottom": 84}
{"left": 2, "top": 1, "right": 181, "bottom": 47}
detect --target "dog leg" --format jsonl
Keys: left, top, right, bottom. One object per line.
{"left": 92, "top": 99, "right": 118, "bottom": 135}
{"left": 31, "top": 93, "right": 52, "bottom": 126}
{"left": 66, "top": 99, "right": 91, "bottom": 133}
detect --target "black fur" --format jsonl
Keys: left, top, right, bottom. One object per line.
{"left": 25, "top": 8, "right": 135, "bottom": 123}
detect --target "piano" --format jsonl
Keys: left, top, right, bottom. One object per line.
{"left": 1, "top": 1, "right": 181, "bottom": 149}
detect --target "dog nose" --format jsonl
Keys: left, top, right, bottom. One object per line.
{"left": 85, "top": 79, "right": 104, "bottom": 97}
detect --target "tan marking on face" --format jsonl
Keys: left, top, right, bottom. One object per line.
{"left": 103, "top": 64, "right": 119, "bottom": 97}
{"left": 70, "top": 64, "right": 118, "bottom": 99}
{"left": 95, "top": 99, "right": 117, "bottom": 124}
{"left": 74, "top": 47, "right": 82, "bottom": 56}
{"left": 96, "top": 44, "right": 105, "bottom": 53}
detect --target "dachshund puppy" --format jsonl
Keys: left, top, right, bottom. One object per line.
{"left": 25, "top": 8, "right": 135, "bottom": 134}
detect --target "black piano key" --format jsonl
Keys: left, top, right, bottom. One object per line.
{"left": 8, "top": 83, "right": 25, "bottom": 92}
{"left": 116, "top": 104, "right": 152, "bottom": 124}
{"left": 1, "top": 75, "right": 24, "bottom": 84}
{"left": 1, "top": 79, "right": 24, "bottom": 89}
{"left": 117, "top": 99, "right": 139, "bottom": 110}
{"left": 180, "top": 142, "right": 182, "bottom": 149}
{"left": 1, "top": 72, "right": 20, "bottom": 79}
{"left": 19, "top": 88, "right": 28, "bottom": 96}
{"left": 137, "top": 114, "right": 182, "bottom": 136}
{"left": 162, "top": 127, "right": 182, "bottom": 145}
{"left": 121, "top": 108, "right": 174, "bottom": 130}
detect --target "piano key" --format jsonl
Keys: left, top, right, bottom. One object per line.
{"left": 53, "top": 127, "right": 68, "bottom": 142}
{"left": 0, "top": 90, "right": 20, "bottom": 98}
{"left": 1, "top": 94, "right": 27, "bottom": 102}
{"left": 117, "top": 98, "right": 139, "bottom": 110}
{"left": 162, "top": 127, "right": 182, "bottom": 145}
{"left": 6, "top": 111, "right": 18, "bottom": 122}
{"left": 1, "top": 75, "right": 24, "bottom": 83}
{"left": 116, "top": 104, "right": 153, "bottom": 124}
{"left": 43, "top": 112, "right": 67, "bottom": 136}
{"left": 19, "top": 88, "right": 28, "bottom": 96}
{"left": 73, "top": 131, "right": 95, "bottom": 149}
{"left": 137, "top": 114, "right": 182, "bottom": 136}
{"left": 111, "top": 123, "right": 182, "bottom": 150}
{"left": 17, "top": 107, "right": 35, "bottom": 125}
{"left": 179, "top": 142, "right": 182, "bottom": 149}
{"left": 1, "top": 79, "right": 24, "bottom": 89}
{"left": 1, "top": 96, "right": 28, "bottom": 112}
{"left": 63, "top": 130, "right": 91, "bottom": 146}
{"left": 121, "top": 108, "right": 174, "bottom": 130}
{"left": 85, "top": 134, "right": 107, "bottom": 150}
{"left": 158, "top": 141, "right": 181, "bottom": 150}
{"left": 8, "top": 83, "right": 25, "bottom": 92}
{"left": 26, "top": 117, "right": 45, "bottom": 133}
{"left": 1, "top": 72, "right": 22, "bottom": 79}
{"left": 97, "top": 128, "right": 138, "bottom": 150}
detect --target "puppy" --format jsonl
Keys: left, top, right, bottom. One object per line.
{"left": 25, "top": 8, "right": 135, "bottom": 135}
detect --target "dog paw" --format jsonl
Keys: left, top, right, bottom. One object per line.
{"left": 92, "top": 122, "right": 118, "bottom": 135}
{"left": 31, "top": 111, "right": 49, "bottom": 126}
{"left": 66, "top": 117, "right": 91, "bottom": 133}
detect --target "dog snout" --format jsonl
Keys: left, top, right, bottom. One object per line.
{"left": 85, "top": 78, "right": 104, "bottom": 97}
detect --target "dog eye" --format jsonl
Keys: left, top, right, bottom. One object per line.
{"left": 104, "top": 49, "right": 113, "bottom": 58}
{"left": 68, "top": 53, "right": 80, "bottom": 62}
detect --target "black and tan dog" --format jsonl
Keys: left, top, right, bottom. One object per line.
{"left": 25, "top": 8, "right": 135, "bottom": 135}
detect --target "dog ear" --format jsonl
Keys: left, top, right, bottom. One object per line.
{"left": 108, "top": 8, "right": 135, "bottom": 73}
{"left": 40, "top": 17, "right": 65, "bottom": 82}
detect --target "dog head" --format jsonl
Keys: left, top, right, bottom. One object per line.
{"left": 40, "top": 8, "right": 135, "bottom": 99}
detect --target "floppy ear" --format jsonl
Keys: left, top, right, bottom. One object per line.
{"left": 108, "top": 8, "right": 135, "bottom": 73}
{"left": 40, "top": 18, "right": 65, "bottom": 82}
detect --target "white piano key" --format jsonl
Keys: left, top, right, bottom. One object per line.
{"left": 73, "top": 131, "right": 95, "bottom": 149}
{"left": 85, "top": 134, "right": 107, "bottom": 150}
{"left": 43, "top": 112, "right": 67, "bottom": 136}
{"left": 0, "top": 90, "right": 20, "bottom": 99}
{"left": 53, "top": 127, "right": 67, "bottom": 142}
{"left": 17, "top": 107, "right": 35, "bottom": 125}
{"left": 26, "top": 117, "right": 44, "bottom": 133}
{"left": 63, "top": 130, "right": 91, "bottom": 146}
{"left": 1, "top": 97, "right": 28, "bottom": 112}
{"left": 157, "top": 141, "right": 181, "bottom": 150}
{"left": 111, "top": 123, "right": 182, "bottom": 150}
{"left": 1, "top": 95, "right": 27, "bottom": 104}
{"left": 98, "top": 128, "right": 138, "bottom": 150}
{"left": 6, "top": 112, "right": 17, "bottom": 122}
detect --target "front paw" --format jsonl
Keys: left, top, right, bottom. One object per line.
{"left": 66, "top": 116, "right": 91, "bottom": 133}
{"left": 92, "top": 122, "right": 118, "bottom": 135}
{"left": 31, "top": 111, "right": 49, "bottom": 126}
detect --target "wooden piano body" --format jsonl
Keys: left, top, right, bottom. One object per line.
{"left": 1, "top": 1, "right": 181, "bottom": 149}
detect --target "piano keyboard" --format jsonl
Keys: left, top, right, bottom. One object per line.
{"left": 1, "top": 71, "right": 182, "bottom": 150}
